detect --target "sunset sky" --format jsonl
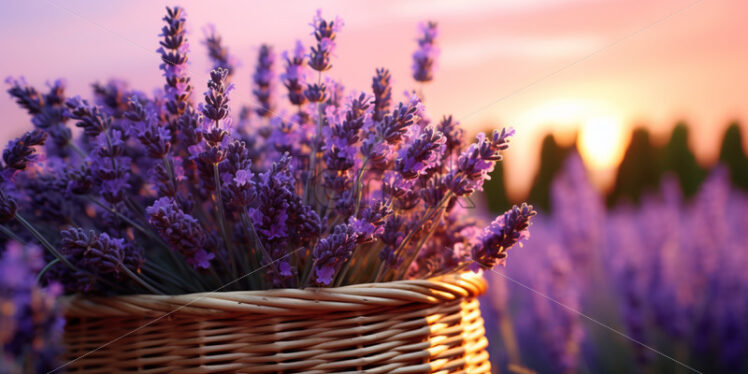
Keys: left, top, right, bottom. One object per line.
{"left": 1, "top": 0, "right": 746, "bottom": 199}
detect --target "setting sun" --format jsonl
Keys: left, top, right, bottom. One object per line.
{"left": 578, "top": 115, "right": 627, "bottom": 170}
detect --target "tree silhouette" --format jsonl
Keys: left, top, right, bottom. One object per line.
{"left": 718, "top": 122, "right": 748, "bottom": 190}
{"left": 657, "top": 122, "right": 706, "bottom": 197}
{"left": 607, "top": 127, "right": 660, "bottom": 206}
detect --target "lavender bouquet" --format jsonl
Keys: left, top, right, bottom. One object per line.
{"left": 0, "top": 6, "right": 535, "bottom": 296}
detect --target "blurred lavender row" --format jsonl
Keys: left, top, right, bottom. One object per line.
{"left": 481, "top": 152, "right": 748, "bottom": 373}
{"left": 0, "top": 242, "right": 62, "bottom": 373}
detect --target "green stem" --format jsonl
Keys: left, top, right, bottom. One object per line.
{"left": 150, "top": 259, "right": 210, "bottom": 292}
{"left": 85, "top": 197, "right": 158, "bottom": 243}
{"left": 162, "top": 155, "right": 177, "bottom": 191}
{"left": 395, "top": 205, "right": 445, "bottom": 280}
{"left": 352, "top": 157, "right": 370, "bottom": 217}
{"left": 207, "top": 266, "right": 224, "bottom": 288}
{"left": 0, "top": 224, "right": 25, "bottom": 243}
{"left": 142, "top": 262, "right": 191, "bottom": 293}
{"left": 213, "top": 164, "right": 238, "bottom": 281}
{"left": 304, "top": 72, "right": 324, "bottom": 206}
{"left": 373, "top": 261, "right": 387, "bottom": 283}
{"left": 241, "top": 210, "right": 278, "bottom": 280}
{"left": 300, "top": 259, "right": 317, "bottom": 289}
{"left": 35, "top": 258, "right": 60, "bottom": 284}
{"left": 121, "top": 265, "right": 164, "bottom": 295}
{"left": 15, "top": 213, "right": 77, "bottom": 272}
{"left": 334, "top": 259, "right": 352, "bottom": 287}
{"left": 392, "top": 192, "right": 452, "bottom": 260}
{"left": 139, "top": 272, "right": 181, "bottom": 295}
{"left": 67, "top": 141, "right": 87, "bottom": 158}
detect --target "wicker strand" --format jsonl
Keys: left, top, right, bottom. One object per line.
{"left": 63, "top": 272, "right": 490, "bottom": 373}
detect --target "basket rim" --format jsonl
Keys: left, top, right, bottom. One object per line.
{"left": 63, "top": 272, "right": 486, "bottom": 317}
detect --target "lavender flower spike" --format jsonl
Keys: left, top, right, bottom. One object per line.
{"left": 448, "top": 127, "right": 514, "bottom": 196}
{"left": 2, "top": 129, "right": 47, "bottom": 171}
{"left": 203, "top": 24, "right": 235, "bottom": 78}
{"left": 308, "top": 10, "right": 343, "bottom": 72}
{"left": 202, "top": 67, "right": 232, "bottom": 123}
{"left": 65, "top": 96, "right": 112, "bottom": 137}
{"left": 253, "top": 44, "right": 275, "bottom": 118}
{"left": 281, "top": 41, "right": 308, "bottom": 106}
{"left": 126, "top": 99, "right": 171, "bottom": 158}
{"left": 472, "top": 203, "right": 536, "bottom": 269}
{"left": 371, "top": 68, "right": 392, "bottom": 122}
{"left": 412, "top": 21, "right": 439, "bottom": 83}
{"left": 159, "top": 6, "right": 193, "bottom": 120}
{"left": 146, "top": 197, "right": 215, "bottom": 269}
{"left": 395, "top": 126, "right": 446, "bottom": 180}
{"left": 6, "top": 77, "right": 71, "bottom": 156}
{"left": 312, "top": 224, "right": 358, "bottom": 285}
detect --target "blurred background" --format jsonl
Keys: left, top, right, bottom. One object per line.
{"left": 2, "top": 0, "right": 747, "bottom": 373}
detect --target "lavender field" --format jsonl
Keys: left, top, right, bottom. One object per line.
{"left": 482, "top": 153, "right": 748, "bottom": 373}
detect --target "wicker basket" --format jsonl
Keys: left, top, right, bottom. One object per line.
{"left": 62, "top": 272, "right": 490, "bottom": 373}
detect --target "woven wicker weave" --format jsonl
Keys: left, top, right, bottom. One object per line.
{"left": 62, "top": 272, "right": 490, "bottom": 373}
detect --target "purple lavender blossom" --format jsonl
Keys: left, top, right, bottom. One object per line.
{"left": 201, "top": 67, "right": 233, "bottom": 123}
{"left": 360, "top": 100, "right": 422, "bottom": 171}
{"left": 65, "top": 96, "right": 112, "bottom": 137}
{"left": 5, "top": 77, "right": 43, "bottom": 114}
{"left": 281, "top": 40, "right": 308, "bottom": 107}
{"left": 253, "top": 44, "right": 275, "bottom": 118}
{"left": 253, "top": 155, "right": 321, "bottom": 249}
{"left": 412, "top": 21, "right": 439, "bottom": 83}
{"left": 304, "top": 82, "right": 328, "bottom": 103}
{"left": 472, "top": 203, "right": 536, "bottom": 269}
{"left": 379, "top": 101, "right": 420, "bottom": 144}
{"left": 92, "top": 79, "right": 130, "bottom": 118}
{"left": 197, "top": 67, "right": 233, "bottom": 175}
{"left": 203, "top": 25, "right": 236, "bottom": 78}
{"left": 222, "top": 165, "right": 257, "bottom": 208}
{"left": 90, "top": 130, "right": 132, "bottom": 204}
{"left": 379, "top": 214, "right": 405, "bottom": 268}
{"left": 371, "top": 68, "right": 392, "bottom": 122}
{"left": 56, "top": 228, "right": 144, "bottom": 293}
{"left": 126, "top": 99, "right": 171, "bottom": 158}
{"left": 436, "top": 115, "right": 463, "bottom": 159}
{"left": 308, "top": 10, "right": 343, "bottom": 72}
{"left": 2, "top": 129, "right": 47, "bottom": 171}
{"left": 159, "top": 6, "right": 193, "bottom": 121}
{"left": 312, "top": 223, "right": 358, "bottom": 285}
{"left": 325, "top": 78, "right": 346, "bottom": 108}
{"left": 59, "top": 228, "right": 124, "bottom": 276}
{"left": 448, "top": 127, "right": 514, "bottom": 196}
{"left": 147, "top": 197, "right": 215, "bottom": 269}
{"left": 350, "top": 199, "right": 392, "bottom": 244}
{"left": 6, "top": 78, "right": 72, "bottom": 156}
{"left": 395, "top": 126, "right": 446, "bottom": 180}
{"left": 323, "top": 93, "right": 371, "bottom": 193}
